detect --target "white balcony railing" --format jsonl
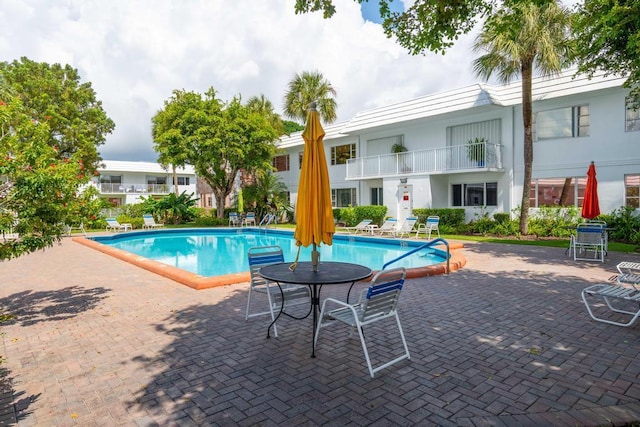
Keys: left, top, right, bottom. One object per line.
{"left": 98, "top": 183, "right": 171, "bottom": 194}
{"left": 346, "top": 142, "right": 503, "bottom": 180}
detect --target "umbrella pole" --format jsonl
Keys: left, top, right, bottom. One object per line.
{"left": 312, "top": 243, "right": 319, "bottom": 272}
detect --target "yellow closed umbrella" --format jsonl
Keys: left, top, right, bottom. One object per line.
{"left": 291, "top": 102, "right": 335, "bottom": 271}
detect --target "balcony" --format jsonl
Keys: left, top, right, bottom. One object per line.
{"left": 346, "top": 142, "right": 503, "bottom": 180}
{"left": 98, "top": 183, "right": 171, "bottom": 194}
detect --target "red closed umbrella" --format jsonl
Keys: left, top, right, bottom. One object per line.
{"left": 581, "top": 161, "right": 600, "bottom": 219}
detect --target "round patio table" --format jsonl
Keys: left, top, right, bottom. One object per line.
{"left": 259, "top": 261, "right": 372, "bottom": 357}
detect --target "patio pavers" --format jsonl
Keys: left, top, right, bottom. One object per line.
{"left": 0, "top": 238, "right": 639, "bottom": 426}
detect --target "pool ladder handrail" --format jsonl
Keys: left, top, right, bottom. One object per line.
{"left": 382, "top": 238, "right": 450, "bottom": 273}
{"left": 259, "top": 213, "right": 277, "bottom": 230}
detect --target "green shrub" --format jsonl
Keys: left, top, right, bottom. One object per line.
{"left": 120, "top": 203, "right": 147, "bottom": 219}
{"left": 193, "top": 216, "right": 227, "bottom": 227}
{"left": 601, "top": 206, "right": 640, "bottom": 244}
{"left": 337, "top": 205, "right": 387, "bottom": 227}
{"left": 493, "top": 212, "right": 510, "bottom": 224}
{"left": 117, "top": 215, "right": 143, "bottom": 230}
{"left": 413, "top": 208, "right": 466, "bottom": 228}
{"left": 354, "top": 205, "right": 387, "bottom": 226}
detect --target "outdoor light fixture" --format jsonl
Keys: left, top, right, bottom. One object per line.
{"left": 400, "top": 177, "right": 407, "bottom": 184}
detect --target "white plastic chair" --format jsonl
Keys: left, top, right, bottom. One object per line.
{"left": 314, "top": 267, "right": 410, "bottom": 377}
{"left": 245, "top": 245, "right": 310, "bottom": 337}
{"left": 415, "top": 216, "right": 440, "bottom": 239}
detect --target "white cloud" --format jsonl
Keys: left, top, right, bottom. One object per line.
{"left": 1, "top": 0, "right": 481, "bottom": 161}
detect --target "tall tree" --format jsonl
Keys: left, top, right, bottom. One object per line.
{"left": 473, "top": 0, "right": 574, "bottom": 234}
{"left": 0, "top": 58, "right": 114, "bottom": 260}
{"left": 152, "top": 89, "right": 281, "bottom": 219}
{"left": 152, "top": 90, "right": 200, "bottom": 195}
{"left": 573, "top": 0, "right": 640, "bottom": 108}
{"left": 283, "top": 71, "right": 338, "bottom": 124}
{"left": 194, "top": 94, "right": 280, "bottom": 218}
{"left": 0, "top": 57, "right": 115, "bottom": 174}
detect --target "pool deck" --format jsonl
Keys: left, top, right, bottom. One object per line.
{"left": 1, "top": 236, "right": 640, "bottom": 426}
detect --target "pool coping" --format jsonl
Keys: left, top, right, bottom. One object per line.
{"left": 72, "top": 231, "right": 466, "bottom": 290}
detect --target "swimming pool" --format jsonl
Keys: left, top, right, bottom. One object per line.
{"left": 75, "top": 228, "right": 465, "bottom": 289}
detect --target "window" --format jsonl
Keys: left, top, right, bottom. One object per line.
{"left": 99, "top": 175, "right": 121, "bottom": 184}
{"left": 529, "top": 177, "right": 587, "bottom": 208}
{"left": 626, "top": 99, "right": 640, "bottom": 132}
{"left": 99, "top": 175, "right": 122, "bottom": 192}
{"left": 331, "top": 144, "right": 356, "bottom": 165}
{"left": 625, "top": 175, "right": 640, "bottom": 208}
{"left": 299, "top": 152, "right": 304, "bottom": 169}
{"left": 371, "top": 187, "right": 383, "bottom": 206}
{"left": 331, "top": 188, "right": 357, "bottom": 207}
{"left": 177, "top": 177, "right": 190, "bottom": 185}
{"left": 535, "top": 105, "right": 589, "bottom": 140}
{"left": 451, "top": 182, "right": 498, "bottom": 207}
{"left": 147, "top": 176, "right": 166, "bottom": 185}
{"left": 273, "top": 154, "right": 290, "bottom": 172}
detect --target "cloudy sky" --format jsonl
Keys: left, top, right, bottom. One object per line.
{"left": 1, "top": 0, "right": 482, "bottom": 162}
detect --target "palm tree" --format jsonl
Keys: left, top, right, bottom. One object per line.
{"left": 246, "top": 94, "right": 284, "bottom": 135}
{"left": 242, "top": 169, "right": 292, "bottom": 221}
{"left": 472, "top": 0, "right": 573, "bottom": 234}
{"left": 283, "top": 70, "right": 338, "bottom": 124}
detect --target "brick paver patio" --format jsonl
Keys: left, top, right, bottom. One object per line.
{"left": 1, "top": 237, "right": 639, "bottom": 426}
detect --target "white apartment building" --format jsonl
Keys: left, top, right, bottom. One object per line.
{"left": 92, "top": 160, "right": 197, "bottom": 207}
{"left": 276, "top": 70, "right": 640, "bottom": 221}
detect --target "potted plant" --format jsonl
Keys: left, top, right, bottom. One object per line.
{"left": 467, "top": 137, "right": 487, "bottom": 167}
{"left": 391, "top": 143, "right": 407, "bottom": 153}
{"left": 390, "top": 143, "right": 412, "bottom": 172}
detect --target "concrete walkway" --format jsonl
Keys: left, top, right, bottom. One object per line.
{"left": 1, "top": 237, "right": 639, "bottom": 426}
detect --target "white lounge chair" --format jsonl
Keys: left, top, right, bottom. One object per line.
{"left": 415, "top": 216, "right": 440, "bottom": 239}
{"left": 582, "top": 262, "right": 640, "bottom": 328}
{"left": 245, "top": 245, "right": 311, "bottom": 337}
{"left": 376, "top": 218, "right": 398, "bottom": 237}
{"left": 314, "top": 267, "right": 410, "bottom": 377}
{"left": 343, "top": 219, "right": 372, "bottom": 234}
{"left": 616, "top": 262, "right": 640, "bottom": 285}
{"left": 396, "top": 217, "right": 418, "bottom": 238}
{"left": 106, "top": 218, "right": 132, "bottom": 232}
{"left": 142, "top": 214, "right": 164, "bottom": 229}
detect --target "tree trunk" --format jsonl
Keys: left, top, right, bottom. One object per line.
{"left": 214, "top": 192, "right": 227, "bottom": 219}
{"left": 559, "top": 178, "right": 572, "bottom": 206}
{"left": 172, "top": 164, "right": 179, "bottom": 196}
{"left": 519, "top": 62, "right": 534, "bottom": 235}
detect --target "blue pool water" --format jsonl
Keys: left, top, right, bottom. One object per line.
{"left": 90, "top": 228, "right": 446, "bottom": 277}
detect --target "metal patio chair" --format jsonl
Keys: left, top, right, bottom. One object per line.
{"left": 245, "top": 245, "right": 311, "bottom": 337}
{"left": 314, "top": 267, "right": 410, "bottom": 377}
{"left": 570, "top": 223, "right": 606, "bottom": 262}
